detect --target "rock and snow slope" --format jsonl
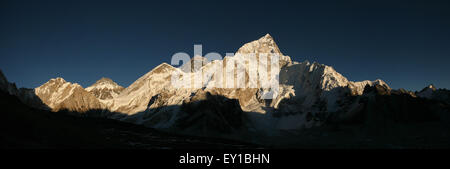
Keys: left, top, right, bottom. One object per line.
{"left": 86, "top": 77, "right": 124, "bottom": 100}
{"left": 86, "top": 77, "right": 124, "bottom": 107}
{"left": 34, "top": 78, "right": 103, "bottom": 112}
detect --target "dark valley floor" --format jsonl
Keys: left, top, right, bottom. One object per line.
{"left": 0, "top": 91, "right": 257, "bottom": 149}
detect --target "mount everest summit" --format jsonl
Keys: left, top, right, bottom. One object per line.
{"left": 1, "top": 34, "right": 449, "bottom": 138}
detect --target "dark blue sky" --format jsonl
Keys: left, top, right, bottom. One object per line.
{"left": 1, "top": 0, "right": 449, "bottom": 91}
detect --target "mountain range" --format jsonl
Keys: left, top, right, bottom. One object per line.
{"left": 1, "top": 34, "right": 450, "bottom": 144}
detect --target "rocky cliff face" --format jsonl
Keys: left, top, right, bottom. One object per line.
{"left": 0, "top": 70, "right": 19, "bottom": 96}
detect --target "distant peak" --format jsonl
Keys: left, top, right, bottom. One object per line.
{"left": 90, "top": 77, "right": 121, "bottom": 87}
{"left": 419, "top": 84, "right": 437, "bottom": 93}
{"left": 96, "top": 77, "right": 114, "bottom": 83}
{"left": 50, "top": 77, "right": 66, "bottom": 83}
{"left": 427, "top": 84, "right": 437, "bottom": 90}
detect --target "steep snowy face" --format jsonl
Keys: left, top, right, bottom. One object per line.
{"left": 417, "top": 84, "right": 437, "bottom": 98}
{"left": 86, "top": 77, "right": 124, "bottom": 100}
{"left": 278, "top": 61, "right": 349, "bottom": 110}
{"left": 111, "top": 63, "right": 192, "bottom": 115}
{"left": 278, "top": 61, "right": 390, "bottom": 112}
{"left": 35, "top": 78, "right": 102, "bottom": 112}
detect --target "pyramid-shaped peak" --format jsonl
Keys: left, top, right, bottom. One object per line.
{"left": 237, "top": 33, "right": 282, "bottom": 55}
{"left": 91, "top": 77, "right": 122, "bottom": 86}
{"left": 257, "top": 33, "right": 276, "bottom": 44}
{"left": 260, "top": 33, "right": 273, "bottom": 40}
{"left": 156, "top": 62, "right": 175, "bottom": 69}
{"left": 87, "top": 77, "right": 123, "bottom": 91}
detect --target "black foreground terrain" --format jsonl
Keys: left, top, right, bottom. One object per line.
{"left": 2, "top": 86, "right": 450, "bottom": 149}
{"left": 0, "top": 91, "right": 256, "bottom": 149}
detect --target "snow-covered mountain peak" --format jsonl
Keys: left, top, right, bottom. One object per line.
{"left": 95, "top": 77, "right": 115, "bottom": 84}
{"left": 151, "top": 63, "right": 177, "bottom": 74}
{"left": 236, "top": 34, "right": 291, "bottom": 67}
{"left": 122, "top": 62, "right": 177, "bottom": 92}
{"left": 86, "top": 77, "right": 124, "bottom": 101}
{"left": 262, "top": 33, "right": 273, "bottom": 39}
{"left": 34, "top": 77, "right": 102, "bottom": 111}
{"left": 49, "top": 77, "right": 67, "bottom": 84}
{"left": 39, "top": 77, "right": 71, "bottom": 89}
{"left": 237, "top": 33, "right": 282, "bottom": 55}
{"left": 86, "top": 77, "right": 122, "bottom": 91}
